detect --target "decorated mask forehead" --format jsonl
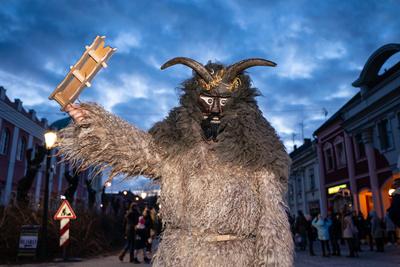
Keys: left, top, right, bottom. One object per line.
{"left": 160, "top": 57, "right": 276, "bottom": 95}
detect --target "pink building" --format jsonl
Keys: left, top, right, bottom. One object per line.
{"left": 0, "top": 86, "right": 97, "bottom": 209}
{"left": 314, "top": 43, "right": 400, "bottom": 218}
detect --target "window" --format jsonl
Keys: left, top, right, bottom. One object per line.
{"left": 309, "top": 168, "right": 315, "bottom": 190}
{"left": 297, "top": 176, "right": 302, "bottom": 199}
{"left": 355, "top": 133, "right": 366, "bottom": 159}
{"left": 335, "top": 141, "right": 346, "bottom": 167}
{"left": 324, "top": 143, "right": 334, "bottom": 171}
{"left": 377, "top": 118, "right": 393, "bottom": 150}
{"left": 0, "top": 128, "right": 10, "bottom": 155}
{"left": 16, "top": 137, "right": 26, "bottom": 161}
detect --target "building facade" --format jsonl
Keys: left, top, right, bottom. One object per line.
{"left": 314, "top": 43, "right": 400, "bottom": 218}
{"left": 288, "top": 139, "right": 321, "bottom": 217}
{"left": 0, "top": 86, "right": 101, "bottom": 209}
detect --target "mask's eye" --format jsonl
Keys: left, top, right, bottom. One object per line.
{"left": 200, "top": 96, "right": 214, "bottom": 106}
{"left": 220, "top": 98, "right": 228, "bottom": 106}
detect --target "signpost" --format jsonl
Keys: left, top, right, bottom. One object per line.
{"left": 17, "top": 225, "right": 40, "bottom": 260}
{"left": 54, "top": 199, "right": 77, "bottom": 260}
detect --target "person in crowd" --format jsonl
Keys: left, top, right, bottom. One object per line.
{"left": 294, "top": 211, "right": 308, "bottom": 251}
{"left": 133, "top": 208, "right": 152, "bottom": 264}
{"left": 305, "top": 214, "right": 316, "bottom": 256}
{"left": 342, "top": 210, "right": 358, "bottom": 257}
{"left": 370, "top": 211, "right": 385, "bottom": 252}
{"left": 389, "top": 178, "right": 400, "bottom": 227}
{"left": 143, "top": 207, "right": 153, "bottom": 259}
{"left": 330, "top": 213, "right": 341, "bottom": 256}
{"left": 385, "top": 209, "right": 397, "bottom": 245}
{"left": 119, "top": 202, "right": 140, "bottom": 262}
{"left": 352, "top": 211, "right": 363, "bottom": 252}
{"left": 365, "top": 214, "right": 374, "bottom": 251}
{"left": 312, "top": 214, "right": 332, "bottom": 257}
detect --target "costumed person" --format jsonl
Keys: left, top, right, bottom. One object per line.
{"left": 60, "top": 57, "right": 293, "bottom": 266}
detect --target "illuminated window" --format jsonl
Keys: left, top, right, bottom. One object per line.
{"left": 0, "top": 128, "right": 10, "bottom": 155}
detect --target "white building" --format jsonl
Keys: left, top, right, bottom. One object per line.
{"left": 288, "top": 139, "right": 321, "bottom": 217}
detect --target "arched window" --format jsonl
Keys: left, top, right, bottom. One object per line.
{"left": 0, "top": 128, "right": 10, "bottom": 155}
{"left": 16, "top": 137, "right": 27, "bottom": 161}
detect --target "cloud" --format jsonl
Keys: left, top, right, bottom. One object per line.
{"left": 0, "top": 0, "right": 400, "bottom": 155}
{"left": 112, "top": 31, "right": 141, "bottom": 54}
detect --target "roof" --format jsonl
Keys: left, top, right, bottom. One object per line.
{"left": 353, "top": 43, "right": 400, "bottom": 88}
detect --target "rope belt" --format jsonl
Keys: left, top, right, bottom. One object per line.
{"left": 170, "top": 228, "right": 254, "bottom": 242}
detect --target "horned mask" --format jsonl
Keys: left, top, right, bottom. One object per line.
{"left": 161, "top": 57, "right": 276, "bottom": 141}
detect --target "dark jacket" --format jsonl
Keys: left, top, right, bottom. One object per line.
{"left": 388, "top": 189, "right": 400, "bottom": 227}
{"left": 124, "top": 208, "right": 140, "bottom": 238}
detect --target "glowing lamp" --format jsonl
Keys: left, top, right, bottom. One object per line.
{"left": 44, "top": 131, "right": 57, "bottom": 149}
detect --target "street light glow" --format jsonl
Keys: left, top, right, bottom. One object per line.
{"left": 105, "top": 181, "right": 112, "bottom": 187}
{"left": 140, "top": 192, "right": 147, "bottom": 199}
{"left": 123, "top": 190, "right": 128, "bottom": 195}
{"left": 389, "top": 188, "right": 395, "bottom": 196}
{"left": 44, "top": 131, "right": 57, "bottom": 149}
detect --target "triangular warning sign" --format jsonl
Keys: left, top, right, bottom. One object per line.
{"left": 54, "top": 200, "right": 77, "bottom": 220}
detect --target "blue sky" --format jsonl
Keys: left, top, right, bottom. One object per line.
{"left": 1, "top": 0, "right": 400, "bottom": 154}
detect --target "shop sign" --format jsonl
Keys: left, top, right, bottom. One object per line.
{"left": 328, "top": 184, "right": 347, "bottom": 195}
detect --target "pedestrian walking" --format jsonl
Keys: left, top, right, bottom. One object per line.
{"left": 133, "top": 209, "right": 152, "bottom": 264}
{"left": 312, "top": 214, "right": 332, "bottom": 257}
{"left": 342, "top": 211, "right": 358, "bottom": 257}
{"left": 330, "top": 213, "right": 342, "bottom": 256}
{"left": 370, "top": 211, "right": 385, "bottom": 252}
{"left": 294, "top": 211, "right": 308, "bottom": 251}
{"left": 119, "top": 202, "right": 140, "bottom": 262}
{"left": 385, "top": 209, "right": 397, "bottom": 245}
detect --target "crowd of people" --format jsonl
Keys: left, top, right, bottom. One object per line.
{"left": 291, "top": 209, "right": 398, "bottom": 258}
{"left": 118, "top": 202, "right": 162, "bottom": 264}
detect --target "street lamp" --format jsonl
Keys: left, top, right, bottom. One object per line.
{"left": 140, "top": 192, "right": 147, "bottom": 199}
{"left": 41, "top": 130, "right": 57, "bottom": 259}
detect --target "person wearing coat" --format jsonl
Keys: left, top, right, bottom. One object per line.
{"left": 119, "top": 202, "right": 140, "bottom": 262}
{"left": 389, "top": 178, "right": 400, "bottom": 228}
{"left": 312, "top": 215, "right": 332, "bottom": 257}
{"left": 370, "top": 211, "right": 385, "bottom": 252}
{"left": 342, "top": 211, "right": 358, "bottom": 257}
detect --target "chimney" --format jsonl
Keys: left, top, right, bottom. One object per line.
{"left": 293, "top": 145, "right": 297, "bottom": 151}
{"left": 0, "top": 86, "right": 5, "bottom": 100}
{"left": 41, "top": 118, "right": 48, "bottom": 128}
{"left": 29, "top": 109, "right": 37, "bottom": 120}
{"left": 14, "top": 98, "right": 22, "bottom": 111}
{"left": 304, "top": 138, "right": 311, "bottom": 145}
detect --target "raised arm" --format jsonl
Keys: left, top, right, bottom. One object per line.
{"left": 254, "top": 170, "right": 293, "bottom": 267}
{"left": 58, "top": 103, "right": 162, "bottom": 180}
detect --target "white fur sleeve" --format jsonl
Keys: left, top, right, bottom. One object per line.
{"left": 58, "top": 103, "right": 162, "bottom": 180}
{"left": 254, "top": 171, "right": 294, "bottom": 267}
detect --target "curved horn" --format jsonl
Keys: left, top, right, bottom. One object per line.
{"left": 223, "top": 58, "right": 277, "bottom": 82}
{"left": 161, "top": 57, "right": 213, "bottom": 83}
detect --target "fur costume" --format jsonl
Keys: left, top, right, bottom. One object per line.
{"left": 58, "top": 58, "right": 293, "bottom": 267}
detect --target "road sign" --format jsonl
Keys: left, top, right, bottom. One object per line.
{"left": 17, "top": 225, "right": 40, "bottom": 258}
{"left": 54, "top": 200, "right": 77, "bottom": 220}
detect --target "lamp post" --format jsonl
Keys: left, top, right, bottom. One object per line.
{"left": 40, "top": 130, "right": 57, "bottom": 259}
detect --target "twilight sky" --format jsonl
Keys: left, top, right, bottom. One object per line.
{"left": 1, "top": 0, "right": 400, "bottom": 153}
